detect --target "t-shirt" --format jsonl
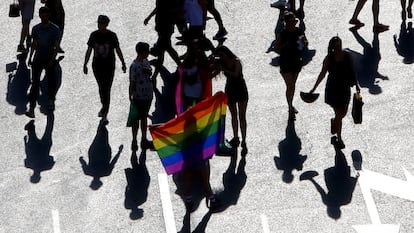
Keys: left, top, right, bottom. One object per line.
{"left": 87, "top": 30, "right": 120, "bottom": 65}
{"left": 183, "top": 0, "right": 204, "bottom": 26}
{"left": 31, "top": 22, "right": 60, "bottom": 61}
{"left": 182, "top": 66, "right": 202, "bottom": 98}
{"left": 129, "top": 59, "right": 153, "bottom": 101}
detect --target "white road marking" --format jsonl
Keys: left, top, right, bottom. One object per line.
{"left": 261, "top": 214, "right": 270, "bottom": 233}
{"left": 158, "top": 173, "right": 177, "bottom": 233}
{"left": 52, "top": 209, "right": 61, "bottom": 233}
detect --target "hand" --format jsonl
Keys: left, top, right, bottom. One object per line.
{"left": 83, "top": 64, "right": 88, "bottom": 74}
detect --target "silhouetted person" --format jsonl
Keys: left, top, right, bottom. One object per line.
{"left": 79, "top": 121, "right": 123, "bottom": 190}
{"left": 213, "top": 46, "right": 248, "bottom": 153}
{"left": 124, "top": 151, "right": 150, "bottom": 220}
{"left": 17, "top": 0, "right": 35, "bottom": 52}
{"left": 275, "top": 12, "right": 308, "bottom": 120}
{"left": 83, "top": 15, "right": 127, "bottom": 123}
{"left": 275, "top": 119, "right": 307, "bottom": 183}
{"left": 394, "top": 21, "right": 414, "bottom": 64}
{"left": 207, "top": 0, "right": 228, "bottom": 40}
{"left": 144, "top": 0, "right": 181, "bottom": 86}
{"left": 349, "top": 0, "right": 389, "bottom": 33}
{"left": 7, "top": 53, "right": 31, "bottom": 115}
{"left": 300, "top": 147, "right": 358, "bottom": 219}
{"left": 41, "top": 0, "right": 65, "bottom": 53}
{"left": 310, "top": 36, "right": 360, "bottom": 149}
{"left": 25, "top": 7, "right": 60, "bottom": 118}
{"left": 24, "top": 113, "right": 55, "bottom": 183}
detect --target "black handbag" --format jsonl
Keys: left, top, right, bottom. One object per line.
{"left": 9, "top": 0, "right": 20, "bottom": 18}
{"left": 352, "top": 92, "right": 363, "bottom": 124}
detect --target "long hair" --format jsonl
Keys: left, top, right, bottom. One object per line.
{"left": 328, "top": 36, "right": 342, "bottom": 57}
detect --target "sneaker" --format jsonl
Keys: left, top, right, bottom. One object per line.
{"left": 17, "top": 44, "right": 26, "bottom": 53}
{"left": 270, "top": 0, "right": 287, "bottom": 9}
{"left": 213, "top": 29, "right": 228, "bottom": 40}
{"left": 25, "top": 108, "right": 35, "bottom": 118}
{"left": 206, "top": 197, "right": 221, "bottom": 212}
{"left": 216, "top": 141, "right": 235, "bottom": 156}
{"left": 373, "top": 24, "right": 389, "bottom": 33}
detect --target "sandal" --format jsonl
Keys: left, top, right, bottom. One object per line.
{"left": 373, "top": 24, "right": 389, "bottom": 33}
{"left": 349, "top": 19, "right": 365, "bottom": 27}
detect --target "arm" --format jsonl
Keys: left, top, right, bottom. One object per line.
{"left": 83, "top": 47, "right": 92, "bottom": 74}
{"left": 310, "top": 57, "right": 329, "bottom": 93}
{"left": 28, "top": 38, "right": 37, "bottom": 66}
{"left": 220, "top": 60, "right": 242, "bottom": 77}
{"left": 144, "top": 8, "right": 156, "bottom": 25}
{"left": 115, "top": 47, "right": 127, "bottom": 73}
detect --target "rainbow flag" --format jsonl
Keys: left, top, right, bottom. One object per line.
{"left": 149, "top": 92, "right": 227, "bottom": 175}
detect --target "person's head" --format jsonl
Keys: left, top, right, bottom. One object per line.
{"left": 284, "top": 11, "right": 297, "bottom": 29}
{"left": 39, "top": 6, "right": 50, "bottom": 23}
{"left": 328, "top": 36, "right": 342, "bottom": 56}
{"left": 97, "top": 15, "right": 110, "bottom": 31}
{"left": 136, "top": 42, "right": 150, "bottom": 58}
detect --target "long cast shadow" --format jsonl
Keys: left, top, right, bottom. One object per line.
{"left": 393, "top": 21, "right": 414, "bottom": 64}
{"left": 24, "top": 113, "right": 55, "bottom": 183}
{"left": 79, "top": 120, "right": 123, "bottom": 190}
{"left": 300, "top": 145, "right": 358, "bottom": 219}
{"left": 274, "top": 119, "right": 307, "bottom": 183}
{"left": 6, "top": 52, "right": 30, "bottom": 115}
{"left": 38, "top": 56, "right": 64, "bottom": 114}
{"left": 349, "top": 28, "right": 388, "bottom": 95}
{"left": 150, "top": 65, "right": 177, "bottom": 124}
{"left": 124, "top": 150, "right": 150, "bottom": 220}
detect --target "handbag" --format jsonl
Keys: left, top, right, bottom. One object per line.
{"left": 9, "top": 0, "right": 20, "bottom": 18}
{"left": 352, "top": 92, "right": 363, "bottom": 124}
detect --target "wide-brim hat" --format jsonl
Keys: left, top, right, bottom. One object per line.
{"left": 300, "top": 91, "right": 319, "bottom": 103}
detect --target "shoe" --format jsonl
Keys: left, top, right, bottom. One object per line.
{"left": 57, "top": 47, "right": 65, "bottom": 53}
{"left": 408, "top": 7, "right": 413, "bottom": 19}
{"left": 290, "top": 106, "right": 298, "bottom": 114}
{"left": 337, "top": 138, "right": 345, "bottom": 149}
{"left": 101, "top": 117, "right": 109, "bottom": 125}
{"left": 373, "top": 24, "right": 389, "bottom": 33}
{"left": 299, "top": 171, "right": 319, "bottom": 181}
{"left": 216, "top": 141, "right": 235, "bottom": 156}
{"left": 229, "top": 137, "right": 240, "bottom": 147}
{"left": 131, "top": 139, "right": 138, "bottom": 151}
{"left": 17, "top": 44, "right": 26, "bottom": 53}
{"left": 349, "top": 19, "right": 365, "bottom": 27}
{"left": 213, "top": 29, "right": 228, "bottom": 40}
{"left": 206, "top": 197, "right": 221, "bottom": 212}
{"left": 270, "top": 0, "right": 287, "bottom": 9}
{"left": 98, "top": 109, "right": 104, "bottom": 117}
{"left": 25, "top": 108, "right": 35, "bottom": 118}
{"left": 141, "top": 139, "right": 155, "bottom": 150}
{"left": 241, "top": 141, "right": 248, "bottom": 156}
{"left": 296, "top": 8, "right": 305, "bottom": 20}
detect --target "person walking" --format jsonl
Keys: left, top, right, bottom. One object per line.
{"left": 349, "top": 0, "right": 389, "bottom": 33}
{"left": 213, "top": 45, "right": 248, "bottom": 153}
{"left": 41, "top": 0, "right": 65, "bottom": 53}
{"left": 206, "top": 0, "right": 228, "bottom": 40}
{"left": 26, "top": 6, "right": 60, "bottom": 118}
{"left": 17, "top": 0, "right": 35, "bottom": 52}
{"left": 128, "top": 42, "right": 154, "bottom": 151}
{"left": 83, "top": 15, "right": 127, "bottom": 123}
{"left": 309, "top": 36, "right": 360, "bottom": 149}
{"left": 275, "top": 12, "right": 307, "bottom": 120}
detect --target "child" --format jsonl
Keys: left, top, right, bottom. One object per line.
{"left": 129, "top": 42, "right": 154, "bottom": 151}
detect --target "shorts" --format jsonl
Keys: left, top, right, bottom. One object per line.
{"left": 19, "top": 0, "right": 35, "bottom": 22}
{"left": 132, "top": 98, "right": 152, "bottom": 118}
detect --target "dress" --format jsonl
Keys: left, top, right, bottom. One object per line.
{"left": 223, "top": 66, "right": 248, "bottom": 104}
{"left": 279, "top": 28, "right": 304, "bottom": 73}
{"left": 324, "top": 51, "right": 357, "bottom": 108}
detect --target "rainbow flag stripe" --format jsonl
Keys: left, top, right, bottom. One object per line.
{"left": 149, "top": 92, "right": 227, "bottom": 175}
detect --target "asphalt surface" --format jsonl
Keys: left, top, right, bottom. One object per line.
{"left": 1, "top": 0, "right": 414, "bottom": 233}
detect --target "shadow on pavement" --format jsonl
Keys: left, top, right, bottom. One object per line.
{"left": 150, "top": 65, "right": 178, "bottom": 125}
{"left": 299, "top": 145, "right": 358, "bottom": 219}
{"left": 348, "top": 28, "right": 388, "bottom": 95}
{"left": 6, "top": 52, "right": 30, "bottom": 115}
{"left": 38, "top": 56, "right": 64, "bottom": 114}
{"left": 393, "top": 21, "right": 414, "bottom": 64}
{"left": 274, "top": 119, "right": 307, "bottom": 183}
{"left": 124, "top": 150, "right": 150, "bottom": 220}
{"left": 79, "top": 120, "right": 123, "bottom": 190}
{"left": 24, "top": 112, "right": 55, "bottom": 183}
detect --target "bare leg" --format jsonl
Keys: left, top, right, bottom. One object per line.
{"left": 228, "top": 102, "right": 239, "bottom": 139}
{"left": 350, "top": 0, "right": 367, "bottom": 23}
{"left": 237, "top": 101, "right": 248, "bottom": 143}
{"left": 333, "top": 104, "right": 348, "bottom": 143}
{"left": 281, "top": 72, "right": 299, "bottom": 112}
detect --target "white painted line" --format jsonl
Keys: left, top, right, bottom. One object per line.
{"left": 261, "top": 214, "right": 270, "bottom": 233}
{"left": 158, "top": 173, "right": 177, "bottom": 233}
{"left": 52, "top": 209, "right": 61, "bottom": 233}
